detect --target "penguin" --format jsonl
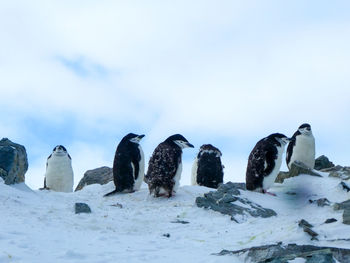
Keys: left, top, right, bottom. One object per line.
{"left": 246, "top": 133, "right": 290, "bottom": 194}
{"left": 286, "top": 123, "right": 315, "bottom": 169}
{"left": 104, "top": 133, "right": 145, "bottom": 196}
{"left": 43, "top": 145, "right": 74, "bottom": 192}
{"left": 191, "top": 144, "right": 224, "bottom": 188}
{"left": 145, "top": 134, "right": 194, "bottom": 198}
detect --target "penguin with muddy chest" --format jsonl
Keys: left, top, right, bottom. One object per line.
{"left": 145, "top": 134, "right": 194, "bottom": 198}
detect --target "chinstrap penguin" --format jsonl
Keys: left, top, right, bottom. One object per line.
{"left": 246, "top": 133, "right": 290, "bottom": 194}
{"left": 191, "top": 144, "right": 224, "bottom": 188}
{"left": 145, "top": 134, "right": 194, "bottom": 198}
{"left": 43, "top": 145, "right": 74, "bottom": 192}
{"left": 286, "top": 123, "right": 315, "bottom": 169}
{"left": 104, "top": 133, "right": 145, "bottom": 197}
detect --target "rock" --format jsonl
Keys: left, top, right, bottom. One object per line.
{"left": 340, "top": 182, "right": 350, "bottom": 192}
{"left": 298, "top": 219, "right": 318, "bottom": 240}
{"left": 323, "top": 166, "right": 350, "bottom": 180}
{"left": 171, "top": 219, "right": 189, "bottom": 224}
{"left": 333, "top": 200, "right": 350, "bottom": 225}
{"left": 309, "top": 198, "right": 331, "bottom": 207}
{"left": 314, "top": 155, "right": 335, "bottom": 170}
{"left": 343, "top": 209, "right": 350, "bottom": 225}
{"left": 215, "top": 243, "right": 350, "bottom": 263}
{"left": 75, "top": 203, "right": 92, "bottom": 214}
{"left": 298, "top": 219, "right": 313, "bottom": 228}
{"left": 333, "top": 200, "right": 350, "bottom": 211}
{"left": 275, "top": 161, "right": 322, "bottom": 183}
{"left": 75, "top": 166, "right": 113, "bottom": 191}
{"left": 196, "top": 182, "right": 277, "bottom": 223}
{"left": 110, "top": 203, "right": 123, "bottom": 208}
{"left": 0, "top": 138, "right": 28, "bottom": 185}
{"left": 324, "top": 218, "right": 337, "bottom": 224}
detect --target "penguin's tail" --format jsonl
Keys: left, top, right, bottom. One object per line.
{"left": 104, "top": 189, "right": 119, "bottom": 197}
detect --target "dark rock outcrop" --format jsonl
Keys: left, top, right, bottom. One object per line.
{"left": 75, "top": 203, "right": 91, "bottom": 214}
{"left": 275, "top": 161, "right": 322, "bottom": 184}
{"left": 333, "top": 200, "right": 350, "bottom": 225}
{"left": 309, "top": 198, "right": 331, "bottom": 207}
{"left": 215, "top": 243, "right": 350, "bottom": 263}
{"left": 324, "top": 218, "right": 337, "bottom": 224}
{"left": 75, "top": 166, "right": 113, "bottom": 191}
{"left": 196, "top": 182, "right": 277, "bottom": 223}
{"left": 314, "top": 155, "right": 335, "bottom": 171}
{"left": 0, "top": 138, "right": 28, "bottom": 185}
{"left": 298, "top": 219, "right": 318, "bottom": 241}
{"left": 324, "top": 166, "right": 350, "bottom": 180}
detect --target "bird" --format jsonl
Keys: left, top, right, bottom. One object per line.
{"left": 286, "top": 123, "right": 315, "bottom": 169}
{"left": 104, "top": 133, "right": 145, "bottom": 196}
{"left": 191, "top": 144, "right": 224, "bottom": 188}
{"left": 43, "top": 145, "right": 74, "bottom": 192}
{"left": 246, "top": 133, "right": 290, "bottom": 194}
{"left": 145, "top": 134, "right": 194, "bottom": 197}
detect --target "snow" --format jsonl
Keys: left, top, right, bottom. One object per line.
{"left": 1, "top": 173, "right": 350, "bottom": 263}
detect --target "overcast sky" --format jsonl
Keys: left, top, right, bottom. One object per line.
{"left": 1, "top": 1, "right": 350, "bottom": 189}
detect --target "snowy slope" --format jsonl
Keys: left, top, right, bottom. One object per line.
{"left": 1, "top": 173, "right": 350, "bottom": 263}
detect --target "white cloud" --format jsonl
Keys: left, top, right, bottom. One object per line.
{"left": 1, "top": 1, "right": 350, "bottom": 188}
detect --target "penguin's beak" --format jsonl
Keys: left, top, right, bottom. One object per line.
{"left": 137, "top": 134, "right": 145, "bottom": 140}
{"left": 283, "top": 138, "right": 291, "bottom": 144}
{"left": 130, "top": 134, "right": 145, "bottom": 143}
{"left": 186, "top": 142, "right": 194, "bottom": 148}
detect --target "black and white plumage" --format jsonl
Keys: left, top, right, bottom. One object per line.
{"left": 246, "top": 133, "right": 290, "bottom": 193}
{"left": 104, "top": 133, "right": 145, "bottom": 197}
{"left": 145, "top": 134, "right": 194, "bottom": 198}
{"left": 44, "top": 145, "right": 74, "bottom": 192}
{"left": 286, "top": 123, "right": 315, "bottom": 169}
{"left": 191, "top": 144, "right": 224, "bottom": 189}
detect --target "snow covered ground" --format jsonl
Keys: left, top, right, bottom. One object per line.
{"left": 1, "top": 172, "right": 350, "bottom": 263}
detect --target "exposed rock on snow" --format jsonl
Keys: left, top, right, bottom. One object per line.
{"left": 75, "top": 166, "right": 113, "bottom": 191}
{"left": 339, "top": 181, "right": 350, "bottom": 192}
{"left": 314, "top": 155, "right": 335, "bottom": 170}
{"left": 321, "top": 165, "right": 350, "bottom": 180}
{"left": 298, "top": 219, "right": 319, "bottom": 241}
{"left": 196, "top": 182, "right": 277, "bottom": 223}
{"left": 309, "top": 198, "right": 331, "bottom": 207}
{"left": 171, "top": 219, "right": 190, "bottom": 224}
{"left": 333, "top": 199, "right": 350, "bottom": 225}
{"left": 324, "top": 218, "right": 337, "bottom": 224}
{"left": 75, "top": 203, "right": 92, "bottom": 214}
{"left": 275, "top": 161, "right": 322, "bottom": 183}
{"left": 0, "top": 138, "right": 28, "bottom": 185}
{"left": 215, "top": 243, "right": 350, "bottom": 262}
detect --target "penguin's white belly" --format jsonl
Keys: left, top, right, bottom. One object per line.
{"left": 133, "top": 146, "right": 145, "bottom": 191}
{"left": 173, "top": 162, "right": 182, "bottom": 192}
{"left": 191, "top": 157, "right": 198, "bottom": 186}
{"left": 263, "top": 146, "right": 284, "bottom": 190}
{"left": 289, "top": 135, "right": 315, "bottom": 169}
{"left": 45, "top": 156, "right": 74, "bottom": 192}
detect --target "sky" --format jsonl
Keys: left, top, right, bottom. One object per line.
{"left": 1, "top": 0, "right": 350, "bottom": 189}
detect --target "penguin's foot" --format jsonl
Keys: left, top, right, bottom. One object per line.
{"left": 262, "top": 189, "right": 276, "bottom": 196}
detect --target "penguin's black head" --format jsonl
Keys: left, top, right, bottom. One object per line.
{"left": 199, "top": 144, "right": 222, "bottom": 157}
{"left": 165, "top": 134, "right": 194, "bottom": 149}
{"left": 52, "top": 145, "right": 68, "bottom": 156}
{"left": 123, "top": 133, "right": 145, "bottom": 144}
{"left": 298, "top": 123, "right": 312, "bottom": 135}
{"left": 267, "top": 133, "right": 290, "bottom": 146}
